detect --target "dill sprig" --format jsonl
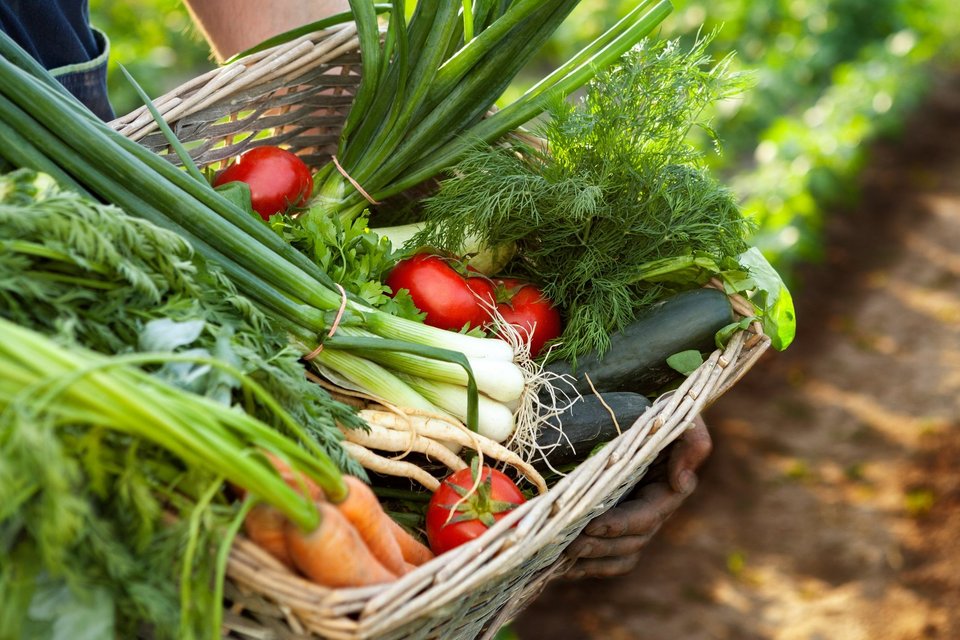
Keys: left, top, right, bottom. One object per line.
{"left": 417, "top": 35, "right": 755, "bottom": 363}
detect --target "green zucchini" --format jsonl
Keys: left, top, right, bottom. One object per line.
{"left": 546, "top": 288, "right": 734, "bottom": 395}
{"left": 536, "top": 392, "right": 652, "bottom": 468}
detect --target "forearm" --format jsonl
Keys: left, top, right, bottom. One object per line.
{"left": 183, "top": 0, "right": 350, "bottom": 61}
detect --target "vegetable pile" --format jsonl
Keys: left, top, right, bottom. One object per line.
{"left": 0, "top": 1, "right": 797, "bottom": 636}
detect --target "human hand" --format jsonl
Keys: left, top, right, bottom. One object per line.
{"left": 563, "top": 414, "right": 712, "bottom": 579}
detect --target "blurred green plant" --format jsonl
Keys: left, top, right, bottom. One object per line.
{"left": 89, "top": 0, "right": 213, "bottom": 116}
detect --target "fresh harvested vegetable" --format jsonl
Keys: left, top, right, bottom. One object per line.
{"left": 271, "top": 207, "right": 424, "bottom": 320}
{"left": 545, "top": 288, "right": 734, "bottom": 396}
{"left": 374, "top": 222, "right": 516, "bottom": 275}
{"left": 490, "top": 278, "right": 563, "bottom": 358}
{"left": 0, "top": 171, "right": 373, "bottom": 636}
{"left": 358, "top": 408, "right": 548, "bottom": 493}
{"left": 260, "top": 452, "right": 327, "bottom": 501}
{"left": 0, "top": 169, "right": 364, "bottom": 474}
{"left": 341, "top": 441, "right": 442, "bottom": 491}
{"left": 0, "top": 33, "right": 533, "bottom": 442}
{"left": 285, "top": 501, "right": 398, "bottom": 587}
{"left": 425, "top": 461, "right": 526, "bottom": 555}
{"left": 337, "top": 333, "right": 526, "bottom": 403}
{"left": 399, "top": 374, "right": 517, "bottom": 443}
{"left": 336, "top": 475, "right": 409, "bottom": 576}
{"left": 386, "top": 517, "right": 434, "bottom": 566}
{"left": 341, "top": 422, "right": 469, "bottom": 472}
{"left": 244, "top": 504, "right": 296, "bottom": 569}
{"left": 305, "top": 0, "right": 673, "bottom": 223}
{"left": 241, "top": 467, "right": 415, "bottom": 582}
{"left": 535, "top": 392, "right": 652, "bottom": 470}
{"left": 214, "top": 146, "right": 313, "bottom": 220}
{"left": 385, "top": 253, "right": 494, "bottom": 331}
{"left": 0, "top": 317, "right": 346, "bottom": 638}
{"left": 416, "top": 35, "right": 756, "bottom": 364}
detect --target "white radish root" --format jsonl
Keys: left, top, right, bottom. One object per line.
{"left": 361, "top": 408, "right": 548, "bottom": 494}
{"left": 341, "top": 423, "right": 468, "bottom": 473}
{"left": 340, "top": 442, "right": 440, "bottom": 492}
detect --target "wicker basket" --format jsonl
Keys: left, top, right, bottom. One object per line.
{"left": 111, "top": 23, "right": 772, "bottom": 640}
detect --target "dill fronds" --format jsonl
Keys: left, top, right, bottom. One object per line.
{"left": 418, "top": 34, "right": 755, "bottom": 363}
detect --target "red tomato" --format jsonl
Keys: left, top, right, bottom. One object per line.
{"left": 214, "top": 146, "right": 313, "bottom": 220}
{"left": 426, "top": 463, "right": 526, "bottom": 555}
{"left": 492, "top": 278, "right": 562, "bottom": 357}
{"left": 385, "top": 254, "right": 494, "bottom": 331}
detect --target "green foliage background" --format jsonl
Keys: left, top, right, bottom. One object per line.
{"left": 90, "top": 0, "right": 960, "bottom": 275}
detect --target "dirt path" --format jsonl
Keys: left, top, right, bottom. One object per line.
{"left": 515, "top": 73, "right": 960, "bottom": 640}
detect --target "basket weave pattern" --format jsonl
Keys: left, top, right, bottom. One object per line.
{"left": 112, "top": 26, "right": 771, "bottom": 640}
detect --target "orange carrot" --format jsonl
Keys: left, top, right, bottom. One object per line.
{"left": 386, "top": 517, "right": 435, "bottom": 566}
{"left": 244, "top": 504, "right": 295, "bottom": 570}
{"left": 333, "top": 476, "right": 409, "bottom": 576}
{"left": 285, "top": 502, "right": 397, "bottom": 588}
{"left": 264, "top": 452, "right": 326, "bottom": 501}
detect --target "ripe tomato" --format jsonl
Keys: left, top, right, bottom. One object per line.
{"left": 214, "top": 146, "right": 313, "bottom": 220}
{"left": 426, "top": 463, "right": 526, "bottom": 555}
{"left": 385, "top": 254, "right": 494, "bottom": 332}
{"left": 492, "top": 278, "right": 562, "bottom": 357}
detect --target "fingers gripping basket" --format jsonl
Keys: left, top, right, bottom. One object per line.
{"left": 112, "top": 24, "right": 772, "bottom": 640}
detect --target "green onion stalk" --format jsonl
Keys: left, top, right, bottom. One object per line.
{"left": 309, "top": 0, "right": 673, "bottom": 220}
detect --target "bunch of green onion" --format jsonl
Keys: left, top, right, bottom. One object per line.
{"left": 0, "top": 0, "right": 672, "bottom": 442}
{"left": 309, "top": 0, "right": 673, "bottom": 218}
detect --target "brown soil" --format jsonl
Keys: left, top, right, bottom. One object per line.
{"left": 515, "top": 72, "right": 960, "bottom": 640}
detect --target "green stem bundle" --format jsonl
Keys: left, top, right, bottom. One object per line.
{"left": 0, "top": 318, "right": 340, "bottom": 526}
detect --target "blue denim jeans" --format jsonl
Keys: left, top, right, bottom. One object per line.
{"left": 48, "top": 27, "right": 114, "bottom": 121}
{"left": 0, "top": 1, "right": 114, "bottom": 120}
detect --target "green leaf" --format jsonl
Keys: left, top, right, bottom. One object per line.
{"left": 138, "top": 319, "right": 205, "bottom": 352}
{"left": 666, "top": 349, "right": 704, "bottom": 375}
{"left": 24, "top": 578, "right": 115, "bottom": 640}
{"left": 737, "top": 247, "right": 796, "bottom": 350}
{"left": 214, "top": 181, "right": 258, "bottom": 220}
{"left": 715, "top": 316, "right": 755, "bottom": 349}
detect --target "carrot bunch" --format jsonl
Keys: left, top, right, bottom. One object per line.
{"left": 244, "top": 455, "right": 433, "bottom": 588}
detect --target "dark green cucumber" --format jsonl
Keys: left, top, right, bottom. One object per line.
{"left": 546, "top": 288, "right": 734, "bottom": 395}
{"left": 536, "top": 392, "right": 652, "bottom": 468}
